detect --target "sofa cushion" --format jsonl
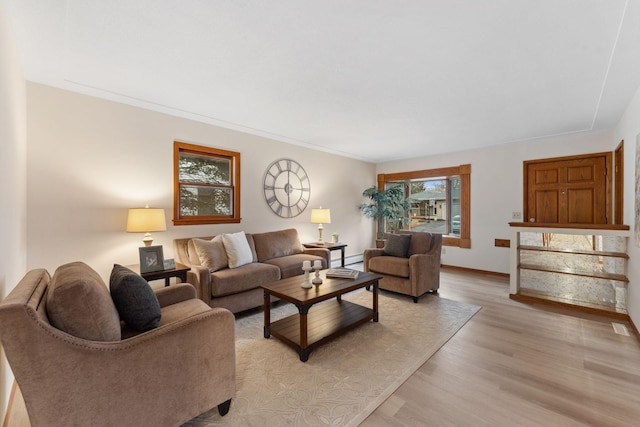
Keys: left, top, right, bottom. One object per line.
{"left": 109, "top": 264, "right": 162, "bottom": 331}
{"left": 192, "top": 236, "right": 228, "bottom": 272}
{"left": 368, "top": 256, "right": 410, "bottom": 278}
{"left": 46, "top": 261, "right": 121, "bottom": 341}
{"left": 384, "top": 234, "right": 412, "bottom": 258}
{"left": 222, "top": 231, "right": 253, "bottom": 268}
{"left": 120, "top": 298, "right": 209, "bottom": 339}
{"left": 252, "top": 228, "right": 303, "bottom": 262}
{"left": 244, "top": 233, "right": 259, "bottom": 263}
{"left": 264, "top": 254, "right": 327, "bottom": 279}
{"left": 210, "top": 263, "right": 280, "bottom": 297}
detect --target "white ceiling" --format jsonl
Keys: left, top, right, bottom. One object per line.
{"left": 4, "top": 0, "right": 640, "bottom": 163}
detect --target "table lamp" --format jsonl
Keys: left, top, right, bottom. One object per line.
{"left": 310, "top": 207, "right": 331, "bottom": 244}
{"left": 126, "top": 206, "right": 167, "bottom": 246}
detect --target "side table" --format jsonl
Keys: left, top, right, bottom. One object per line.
{"left": 126, "top": 262, "right": 190, "bottom": 287}
{"left": 303, "top": 242, "right": 347, "bottom": 267}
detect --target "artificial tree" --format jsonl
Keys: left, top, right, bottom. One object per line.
{"left": 359, "top": 185, "right": 411, "bottom": 240}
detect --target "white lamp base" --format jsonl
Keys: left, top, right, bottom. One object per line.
{"left": 142, "top": 233, "right": 154, "bottom": 247}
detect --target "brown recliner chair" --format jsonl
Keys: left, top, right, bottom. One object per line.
{"left": 0, "top": 262, "right": 236, "bottom": 427}
{"left": 364, "top": 231, "right": 442, "bottom": 302}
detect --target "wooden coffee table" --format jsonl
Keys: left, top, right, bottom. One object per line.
{"left": 261, "top": 270, "right": 382, "bottom": 362}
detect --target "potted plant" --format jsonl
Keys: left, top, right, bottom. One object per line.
{"left": 359, "top": 185, "right": 411, "bottom": 245}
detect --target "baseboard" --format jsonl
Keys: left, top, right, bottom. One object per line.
{"left": 348, "top": 258, "right": 509, "bottom": 278}
{"left": 441, "top": 264, "right": 509, "bottom": 278}
{"left": 510, "top": 292, "right": 631, "bottom": 321}
{"left": 630, "top": 316, "right": 640, "bottom": 339}
{"left": 340, "top": 254, "right": 363, "bottom": 268}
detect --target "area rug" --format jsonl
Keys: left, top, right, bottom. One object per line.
{"left": 182, "top": 289, "right": 480, "bottom": 427}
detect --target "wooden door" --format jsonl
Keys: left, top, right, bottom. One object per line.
{"left": 524, "top": 153, "right": 611, "bottom": 224}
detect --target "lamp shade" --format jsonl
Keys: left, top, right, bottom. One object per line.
{"left": 310, "top": 208, "right": 331, "bottom": 224}
{"left": 126, "top": 207, "right": 167, "bottom": 233}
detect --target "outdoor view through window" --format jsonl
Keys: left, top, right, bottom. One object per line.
{"left": 385, "top": 177, "right": 461, "bottom": 236}
{"left": 178, "top": 151, "right": 232, "bottom": 216}
{"left": 174, "top": 141, "right": 241, "bottom": 225}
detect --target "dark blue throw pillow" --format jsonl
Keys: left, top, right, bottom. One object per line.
{"left": 109, "top": 264, "right": 161, "bottom": 331}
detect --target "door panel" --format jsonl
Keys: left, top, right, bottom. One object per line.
{"left": 535, "top": 169, "right": 558, "bottom": 184}
{"left": 567, "top": 165, "right": 594, "bottom": 182}
{"left": 567, "top": 188, "right": 595, "bottom": 223}
{"left": 524, "top": 153, "right": 610, "bottom": 224}
{"left": 533, "top": 190, "right": 559, "bottom": 223}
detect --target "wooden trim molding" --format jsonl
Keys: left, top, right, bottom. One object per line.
{"left": 630, "top": 316, "right": 640, "bottom": 339}
{"left": 441, "top": 264, "right": 509, "bottom": 278}
{"left": 509, "top": 292, "right": 631, "bottom": 321}
{"left": 508, "top": 222, "right": 629, "bottom": 230}
{"left": 615, "top": 140, "right": 624, "bottom": 225}
{"left": 378, "top": 164, "right": 471, "bottom": 248}
{"left": 173, "top": 141, "right": 241, "bottom": 225}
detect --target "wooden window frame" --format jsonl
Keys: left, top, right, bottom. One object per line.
{"left": 173, "top": 141, "right": 241, "bottom": 225}
{"left": 378, "top": 164, "right": 471, "bottom": 248}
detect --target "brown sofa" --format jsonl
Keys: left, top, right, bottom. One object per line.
{"left": 364, "top": 231, "right": 442, "bottom": 302}
{"left": 174, "top": 228, "right": 330, "bottom": 313}
{"left": 0, "top": 262, "right": 236, "bottom": 427}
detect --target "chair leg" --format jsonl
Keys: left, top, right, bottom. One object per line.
{"left": 218, "top": 398, "right": 232, "bottom": 416}
{"left": 413, "top": 296, "right": 418, "bottom": 303}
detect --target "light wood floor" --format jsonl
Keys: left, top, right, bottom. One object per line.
{"left": 5, "top": 268, "right": 640, "bottom": 426}
{"left": 361, "top": 267, "right": 640, "bottom": 426}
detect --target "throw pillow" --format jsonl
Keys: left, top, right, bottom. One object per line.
{"left": 110, "top": 264, "right": 162, "bottom": 331}
{"left": 46, "top": 261, "right": 122, "bottom": 341}
{"left": 384, "top": 233, "right": 412, "bottom": 258}
{"left": 193, "top": 235, "right": 228, "bottom": 271}
{"left": 252, "top": 228, "right": 303, "bottom": 262}
{"left": 222, "top": 231, "right": 253, "bottom": 268}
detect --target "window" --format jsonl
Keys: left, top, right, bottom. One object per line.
{"left": 173, "top": 141, "right": 241, "bottom": 225}
{"left": 378, "top": 164, "right": 470, "bottom": 248}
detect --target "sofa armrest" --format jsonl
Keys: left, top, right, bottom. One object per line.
{"left": 154, "top": 283, "right": 196, "bottom": 307}
{"left": 409, "top": 253, "right": 440, "bottom": 292}
{"left": 363, "top": 248, "right": 385, "bottom": 272}
{"left": 185, "top": 265, "right": 213, "bottom": 306}
{"left": 9, "top": 302, "right": 235, "bottom": 427}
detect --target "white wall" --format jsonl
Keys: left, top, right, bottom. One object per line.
{"left": 0, "top": 1, "right": 27, "bottom": 419}
{"left": 613, "top": 84, "right": 640, "bottom": 328}
{"left": 377, "top": 130, "right": 614, "bottom": 274}
{"left": 26, "top": 84, "right": 376, "bottom": 281}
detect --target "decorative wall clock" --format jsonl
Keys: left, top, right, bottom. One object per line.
{"left": 263, "top": 159, "right": 311, "bottom": 218}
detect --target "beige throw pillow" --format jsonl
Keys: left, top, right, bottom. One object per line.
{"left": 222, "top": 231, "right": 253, "bottom": 268}
{"left": 193, "top": 236, "right": 228, "bottom": 271}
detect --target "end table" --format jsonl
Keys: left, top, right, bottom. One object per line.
{"left": 126, "top": 262, "right": 190, "bottom": 287}
{"left": 303, "top": 242, "right": 347, "bottom": 267}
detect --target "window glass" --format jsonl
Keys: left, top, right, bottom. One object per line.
{"left": 377, "top": 164, "right": 470, "bottom": 248}
{"left": 174, "top": 141, "right": 241, "bottom": 225}
{"left": 392, "top": 178, "right": 460, "bottom": 236}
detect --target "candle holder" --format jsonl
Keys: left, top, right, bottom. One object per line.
{"left": 301, "top": 261, "right": 313, "bottom": 288}
{"left": 312, "top": 260, "right": 323, "bottom": 285}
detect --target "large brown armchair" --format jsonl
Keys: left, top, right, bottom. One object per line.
{"left": 0, "top": 262, "right": 236, "bottom": 427}
{"left": 364, "top": 231, "right": 442, "bottom": 302}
